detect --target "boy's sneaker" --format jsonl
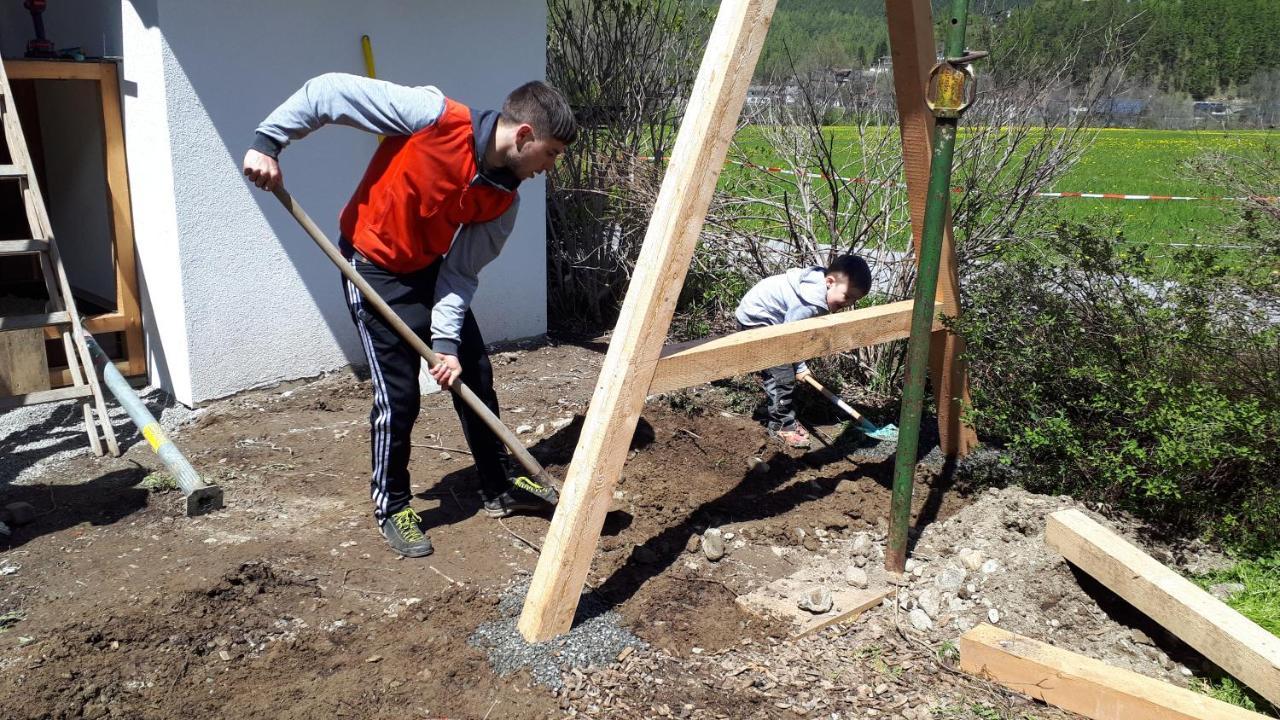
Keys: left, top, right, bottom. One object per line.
{"left": 770, "top": 425, "right": 812, "bottom": 449}
{"left": 381, "top": 507, "right": 434, "bottom": 557}
{"left": 483, "top": 487, "right": 553, "bottom": 518}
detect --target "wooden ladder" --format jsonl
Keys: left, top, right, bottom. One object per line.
{"left": 0, "top": 59, "right": 119, "bottom": 457}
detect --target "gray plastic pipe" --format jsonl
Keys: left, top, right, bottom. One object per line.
{"left": 83, "top": 333, "right": 223, "bottom": 516}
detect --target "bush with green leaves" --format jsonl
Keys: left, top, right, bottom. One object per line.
{"left": 951, "top": 219, "right": 1279, "bottom": 552}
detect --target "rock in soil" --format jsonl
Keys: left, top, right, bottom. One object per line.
{"left": 797, "top": 587, "right": 833, "bottom": 614}
{"left": 702, "top": 528, "right": 725, "bottom": 562}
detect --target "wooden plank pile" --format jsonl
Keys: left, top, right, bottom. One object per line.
{"left": 959, "top": 509, "right": 1280, "bottom": 720}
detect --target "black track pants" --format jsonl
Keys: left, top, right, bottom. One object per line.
{"left": 341, "top": 251, "right": 509, "bottom": 523}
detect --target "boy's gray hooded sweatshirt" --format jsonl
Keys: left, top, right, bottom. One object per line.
{"left": 734, "top": 266, "right": 829, "bottom": 373}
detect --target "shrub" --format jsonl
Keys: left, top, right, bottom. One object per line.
{"left": 951, "top": 220, "right": 1280, "bottom": 552}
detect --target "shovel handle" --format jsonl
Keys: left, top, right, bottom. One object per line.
{"left": 801, "top": 373, "right": 868, "bottom": 422}
{"left": 271, "top": 186, "right": 552, "bottom": 485}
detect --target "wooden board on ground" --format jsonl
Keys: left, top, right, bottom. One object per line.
{"left": 959, "top": 623, "right": 1267, "bottom": 720}
{"left": 0, "top": 328, "right": 50, "bottom": 396}
{"left": 734, "top": 553, "right": 891, "bottom": 637}
{"left": 737, "top": 582, "right": 889, "bottom": 638}
{"left": 1046, "top": 508, "right": 1280, "bottom": 707}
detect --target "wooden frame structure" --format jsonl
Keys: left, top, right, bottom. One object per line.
{"left": 3, "top": 59, "right": 145, "bottom": 384}
{"left": 518, "top": 0, "right": 976, "bottom": 641}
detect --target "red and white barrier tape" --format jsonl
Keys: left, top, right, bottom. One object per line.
{"left": 634, "top": 156, "right": 1277, "bottom": 203}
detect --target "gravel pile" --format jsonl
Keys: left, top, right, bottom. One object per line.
{"left": 1, "top": 387, "right": 202, "bottom": 484}
{"left": 469, "top": 579, "right": 644, "bottom": 689}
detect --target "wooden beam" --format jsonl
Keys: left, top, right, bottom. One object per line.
{"left": 3, "top": 59, "right": 109, "bottom": 82}
{"left": 43, "top": 311, "right": 128, "bottom": 340}
{"left": 1046, "top": 509, "right": 1280, "bottom": 706}
{"left": 97, "top": 62, "right": 147, "bottom": 378}
{"left": 517, "top": 0, "right": 778, "bottom": 642}
{"left": 885, "top": 0, "right": 977, "bottom": 456}
{"left": 649, "top": 299, "right": 939, "bottom": 394}
{"left": 49, "top": 359, "right": 130, "bottom": 389}
{"left": 960, "top": 624, "right": 1267, "bottom": 720}
{"left": 0, "top": 329, "right": 51, "bottom": 396}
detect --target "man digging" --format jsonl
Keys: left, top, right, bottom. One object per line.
{"left": 242, "top": 73, "right": 577, "bottom": 558}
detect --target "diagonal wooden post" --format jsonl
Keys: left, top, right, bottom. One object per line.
{"left": 886, "top": 0, "right": 978, "bottom": 457}
{"left": 518, "top": 0, "right": 777, "bottom": 642}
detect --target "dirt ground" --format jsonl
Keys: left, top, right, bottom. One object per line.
{"left": 0, "top": 339, "right": 1249, "bottom": 719}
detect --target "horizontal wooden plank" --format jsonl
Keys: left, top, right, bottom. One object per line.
{"left": 0, "top": 164, "right": 28, "bottom": 179}
{"left": 49, "top": 359, "right": 132, "bottom": 389}
{"left": 960, "top": 624, "right": 1266, "bottom": 720}
{"left": 3, "top": 59, "right": 112, "bottom": 82}
{"left": 42, "top": 312, "right": 126, "bottom": 340}
{"left": 1046, "top": 509, "right": 1280, "bottom": 706}
{"left": 648, "top": 300, "right": 939, "bottom": 395}
{"left": 0, "top": 239, "right": 47, "bottom": 254}
{"left": 0, "top": 384, "right": 91, "bottom": 410}
{"left": 0, "top": 311, "right": 69, "bottom": 331}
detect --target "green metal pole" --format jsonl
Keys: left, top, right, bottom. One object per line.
{"left": 886, "top": 0, "right": 975, "bottom": 573}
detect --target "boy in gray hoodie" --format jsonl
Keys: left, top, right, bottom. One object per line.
{"left": 734, "top": 255, "right": 872, "bottom": 448}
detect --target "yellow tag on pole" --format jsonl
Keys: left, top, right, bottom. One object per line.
{"left": 141, "top": 422, "right": 168, "bottom": 451}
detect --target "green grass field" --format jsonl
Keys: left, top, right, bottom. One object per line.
{"left": 724, "top": 126, "right": 1276, "bottom": 251}
{"left": 1054, "top": 129, "right": 1274, "bottom": 251}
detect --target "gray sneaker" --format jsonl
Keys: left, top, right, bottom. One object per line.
{"left": 483, "top": 487, "right": 552, "bottom": 518}
{"left": 380, "top": 507, "right": 434, "bottom": 557}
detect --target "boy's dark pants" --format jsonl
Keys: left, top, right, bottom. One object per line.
{"left": 340, "top": 246, "right": 509, "bottom": 524}
{"left": 737, "top": 321, "right": 799, "bottom": 431}
{"left": 760, "top": 363, "right": 799, "bottom": 431}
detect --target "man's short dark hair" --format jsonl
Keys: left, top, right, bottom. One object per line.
{"left": 502, "top": 81, "right": 578, "bottom": 144}
{"left": 826, "top": 254, "right": 872, "bottom": 295}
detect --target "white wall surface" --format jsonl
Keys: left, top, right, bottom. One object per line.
{"left": 140, "top": 0, "right": 549, "bottom": 404}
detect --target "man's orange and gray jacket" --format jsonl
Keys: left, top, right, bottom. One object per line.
{"left": 251, "top": 73, "right": 521, "bottom": 357}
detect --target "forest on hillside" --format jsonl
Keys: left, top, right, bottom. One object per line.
{"left": 756, "top": 0, "right": 1280, "bottom": 100}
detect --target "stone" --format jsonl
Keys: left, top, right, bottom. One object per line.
{"left": 987, "top": 608, "right": 1001, "bottom": 624}
{"left": 948, "top": 597, "right": 965, "bottom": 612}
{"left": 685, "top": 534, "right": 701, "bottom": 553}
{"left": 980, "top": 559, "right": 1001, "bottom": 575}
{"left": 854, "top": 555, "right": 868, "bottom": 568}
{"left": 917, "top": 590, "right": 941, "bottom": 619}
{"left": 702, "top": 529, "right": 725, "bottom": 562}
{"left": 802, "top": 535, "right": 821, "bottom": 552}
{"left": 747, "top": 456, "right": 770, "bottom": 474}
{"left": 1130, "top": 628, "right": 1154, "bottom": 646}
{"left": 904, "top": 558, "right": 919, "bottom": 573}
{"left": 515, "top": 424, "right": 533, "bottom": 435}
{"left": 934, "top": 564, "right": 967, "bottom": 593}
{"left": 792, "top": 527, "right": 807, "bottom": 544}
{"left": 851, "top": 533, "right": 873, "bottom": 557}
{"left": 1209, "top": 582, "right": 1245, "bottom": 601}
{"left": 908, "top": 608, "right": 933, "bottom": 631}
{"left": 797, "top": 587, "right": 833, "bottom": 614}
{"left": 958, "top": 548, "right": 984, "bottom": 572}
{"left": 845, "top": 566, "right": 869, "bottom": 589}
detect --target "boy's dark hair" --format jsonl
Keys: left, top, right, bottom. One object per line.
{"left": 826, "top": 254, "right": 872, "bottom": 294}
{"left": 502, "top": 81, "right": 579, "bottom": 144}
